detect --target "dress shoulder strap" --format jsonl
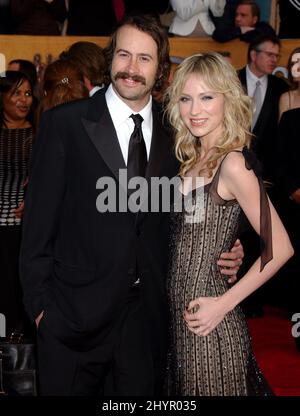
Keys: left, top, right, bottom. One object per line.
{"left": 210, "top": 147, "right": 273, "bottom": 272}
{"left": 209, "top": 149, "right": 242, "bottom": 204}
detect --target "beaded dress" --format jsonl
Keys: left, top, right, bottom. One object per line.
{"left": 166, "top": 148, "right": 273, "bottom": 396}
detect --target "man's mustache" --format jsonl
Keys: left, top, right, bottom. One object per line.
{"left": 114, "top": 72, "right": 146, "bottom": 85}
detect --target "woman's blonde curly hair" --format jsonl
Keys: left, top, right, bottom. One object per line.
{"left": 164, "top": 52, "right": 253, "bottom": 178}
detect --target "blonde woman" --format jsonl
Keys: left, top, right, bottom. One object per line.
{"left": 165, "top": 52, "right": 293, "bottom": 396}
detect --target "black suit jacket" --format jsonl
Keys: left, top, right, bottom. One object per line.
{"left": 20, "top": 89, "right": 179, "bottom": 358}
{"left": 238, "top": 68, "right": 288, "bottom": 181}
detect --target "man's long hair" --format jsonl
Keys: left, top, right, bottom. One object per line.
{"left": 104, "top": 14, "right": 171, "bottom": 93}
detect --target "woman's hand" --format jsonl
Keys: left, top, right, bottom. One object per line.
{"left": 184, "top": 296, "right": 228, "bottom": 336}
{"left": 14, "top": 201, "right": 25, "bottom": 219}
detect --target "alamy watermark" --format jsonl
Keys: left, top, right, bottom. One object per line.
{"left": 291, "top": 313, "right": 300, "bottom": 338}
{"left": 95, "top": 171, "right": 205, "bottom": 224}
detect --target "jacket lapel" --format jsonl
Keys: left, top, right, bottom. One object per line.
{"left": 81, "top": 91, "right": 126, "bottom": 186}
{"left": 82, "top": 92, "right": 174, "bottom": 222}
{"left": 253, "top": 76, "right": 272, "bottom": 134}
{"left": 239, "top": 68, "right": 272, "bottom": 134}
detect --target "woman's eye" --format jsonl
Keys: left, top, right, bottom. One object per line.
{"left": 179, "top": 96, "right": 190, "bottom": 103}
{"left": 202, "top": 95, "right": 213, "bottom": 101}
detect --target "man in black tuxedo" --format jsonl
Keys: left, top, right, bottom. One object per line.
{"left": 20, "top": 14, "right": 243, "bottom": 396}
{"left": 238, "top": 34, "right": 288, "bottom": 317}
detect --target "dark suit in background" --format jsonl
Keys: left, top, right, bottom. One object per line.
{"left": 213, "top": 20, "right": 275, "bottom": 43}
{"left": 275, "top": 108, "right": 300, "bottom": 321}
{"left": 238, "top": 67, "right": 288, "bottom": 182}
{"left": 238, "top": 67, "right": 288, "bottom": 316}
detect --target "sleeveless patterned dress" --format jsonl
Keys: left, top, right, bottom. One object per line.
{"left": 166, "top": 148, "right": 273, "bottom": 396}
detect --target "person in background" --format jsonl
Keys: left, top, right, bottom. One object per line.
{"left": 38, "top": 58, "right": 89, "bottom": 116}
{"left": 59, "top": 41, "right": 107, "bottom": 96}
{"left": 212, "top": 0, "right": 275, "bottom": 43}
{"left": 7, "top": 59, "right": 40, "bottom": 100}
{"left": 169, "top": 0, "right": 226, "bottom": 37}
{"left": 16, "top": 59, "right": 89, "bottom": 229}
{"left": 165, "top": 52, "right": 293, "bottom": 395}
{"left": 8, "top": 59, "right": 37, "bottom": 87}
{"left": 11, "top": 0, "right": 67, "bottom": 35}
{"left": 211, "top": 0, "right": 238, "bottom": 33}
{"left": 279, "top": 47, "right": 300, "bottom": 119}
{"left": 238, "top": 34, "right": 288, "bottom": 318}
{"left": 276, "top": 107, "right": 300, "bottom": 352}
{"left": 238, "top": 34, "right": 288, "bottom": 182}
{"left": 0, "top": 71, "right": 35, "bottom": 337}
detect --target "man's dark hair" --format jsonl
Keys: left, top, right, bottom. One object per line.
{"left": 60, "top": 41, "right": 107, "bottom": 87}
{"left": 104, "top": 13, "right": 171, "bottom": 93}
{"left": 247, "top": 34, "right": 281, "bottom": 62}
{"left": 237, "top": 0, "right": 261, "bottom": 21}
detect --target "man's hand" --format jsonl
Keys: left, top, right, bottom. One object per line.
{"left": 35, "top": 311, "right": 44, "bottom": 328}
{"left": 217, "top": 239, "right": 244, "bottom": 284}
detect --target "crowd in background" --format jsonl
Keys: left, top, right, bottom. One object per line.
{"left": 0, "top": 1, "right": 299, "bottom": 39}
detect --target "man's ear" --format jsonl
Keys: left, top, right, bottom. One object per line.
{"left": 250, "top": 49, "right": 256, "bottom": 63}
{"left": 252, "top": 15, "right": 258, "bottom": 26}
{"left": 83, "top": 76, "right": 93, "bottom": 92}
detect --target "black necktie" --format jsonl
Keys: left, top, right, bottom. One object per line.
{"left": 127, "top": 114, "right": 147, "bottom": 180}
